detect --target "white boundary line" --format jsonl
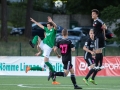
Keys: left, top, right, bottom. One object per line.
{"left": 0, "top": 84, "right": 120, "bottom": 90}
{"left": 17, "top": 84, "right": 120, "bottom": 90}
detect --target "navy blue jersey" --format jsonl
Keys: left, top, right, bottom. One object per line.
{"left": 56, "top": 38, "right": 74, "bottom": 61}
{"left": 84, "top": 38, "right": 94, "bottom": 59}
{"left": 93, "top": 18, "right": 104, "bottom": 37}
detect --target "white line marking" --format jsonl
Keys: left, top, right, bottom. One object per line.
{"left": 17, "top": 84, "right": 120, "bottom": 90}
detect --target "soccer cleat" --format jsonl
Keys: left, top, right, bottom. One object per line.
{"left": 83, "top": 78, "right": 89, "bottom": 85}
{"left": 74, "top": 85, "right": 82, "bottom": 89}
{"left": 89, "top": 78, "right": 97, "bottom": 85}
{"left": 52, "top": 81, "right": 60, "bottom": 85}
{"left": 29, "top": 40, "right": 35, "bottom": 48}
{"left": 25, "top": 66, "right": 30, "bottom": 73}
{"left": 94, "top": 66, "right": 100, "bottom": 70}
{"left": 99, "top": 66, "right": 104, "bottom": 70}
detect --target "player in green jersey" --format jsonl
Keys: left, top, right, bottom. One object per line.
{"left": 26, "top": 16, "right": 60, "bottom": 84}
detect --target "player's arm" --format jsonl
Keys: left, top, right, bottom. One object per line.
{"left": 54, "top": 46, "right": 61, "bottom": 58}
{"left": 48, "top": 16, "right": 57, "bottom": 30}
{"left": 70, "top": 41, "right": 75, "bottom": 51}
{"left": 35, "top": 45, "right": 41, "bottom": 56}
{"left": 102, "top": 24, "right": 107, "bottom": 40}
{"left": 30, "top": 18, "right": 44, "bottom": 29}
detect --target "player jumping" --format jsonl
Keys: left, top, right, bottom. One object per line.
{"left": 26, "top": 16, "right": 60, "bottom": 84}
{"left": 91, "top": 9, "right": 107, "bottom": 70}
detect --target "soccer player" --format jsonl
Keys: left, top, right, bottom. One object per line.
{"left": 48, "top": 29, "right": 82, "bottom": 89}
{"left": 91, "top": 9, "right": 107, "bottom": 70}
{"left": 82, "top": 29, "right": 98, "bottom": 85}
{"left": 26, "top": 16, "right": 60, "bottom": 84}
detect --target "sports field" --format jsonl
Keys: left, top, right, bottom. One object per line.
{"left": 0, "top": 76, "right": 119, "bottom": 90}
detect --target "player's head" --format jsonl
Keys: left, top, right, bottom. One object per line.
{"left": 62, "top": 29, "right": 68, "bottom": 36}
{"left": 91, "top": 9, "right": 99, "bottom": 19}
{"left": 47, "top": 22, "right": 54, "bottom": 30}
{"left": 89, "top": 29, "right": 94, "bottom": 39}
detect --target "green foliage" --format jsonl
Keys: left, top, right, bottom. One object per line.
{"left": 66, "top": 0, "right": 120, "bottom": 14}
{"left": 33, "top": 0, "right": 53, "bottom": 13}
{"left": 9, "top": 2, "right": 26, "bottom": 27}
{"left": 101, "top": 5, "right": 120, "bottom": 40}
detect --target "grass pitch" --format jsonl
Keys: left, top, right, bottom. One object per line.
{"left": 0, "top": 76, "right": 120, "bottom": 90}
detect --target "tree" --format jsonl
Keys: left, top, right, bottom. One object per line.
{"left": 1, "top": 0, "right": 8, "bottom": 42}
{"left": 101, "top": 5, "right": 120, "bottom": 40}
{"left": 66, "top": 0, "right": 120, "bottom": 14}
{"left": 24, "top": 0, "right": 33, "bottom": 38}
{"left": 10, "top": 2, "right": 26, "bottom": 27}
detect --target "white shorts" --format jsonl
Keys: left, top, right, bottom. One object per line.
{"left": 39, "top": 41, "right": 52, "bottom": 58}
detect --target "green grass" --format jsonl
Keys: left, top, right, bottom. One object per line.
{"left": 0, "top": 76, "right": 120, "bottom": 90}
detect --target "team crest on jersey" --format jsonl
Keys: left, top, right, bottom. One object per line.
{"left": 85, "top": 42, "right": 88, "bottom": 45}
{"left": 50, "top": 29, "right": 52, "bottom": 31}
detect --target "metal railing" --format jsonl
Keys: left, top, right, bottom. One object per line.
{"left": 0, "top": 41, "right": 119, "bottom": 56}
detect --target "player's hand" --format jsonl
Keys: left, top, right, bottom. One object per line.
{"left": 30, "top": 18, "right": 36, "bottom": 23}
{"left": 48, "top": 16, "right": 53, "bottom": 22}
{"left": 105, "top": 36, "right": 107, "bottom": 40}
{"left": 90, "top": 51, "right": 95, "bottom": 55}
{"left": 35, "top": 52, "right": 41, "bottom": 56}
{"left": 57, "top": 55, "right": 61, "bottom": 58}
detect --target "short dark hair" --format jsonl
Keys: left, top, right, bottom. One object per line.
{"left": 92, "top": 9, "right": 99, "bottom": 15}
{"left": 62, "top": 29, "right": 68, "bottom": 36}
{"left": 47, "top": 22, "right": 53, "bottom": 26}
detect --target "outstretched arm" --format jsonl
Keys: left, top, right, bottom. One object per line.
{"left": 54, "top": 46, "right": 61, "bottom": 58}
{"left": 30, "top": 18, "right": 44, "bottom": 29}
{"left": 48, "top": 16, "right": 57, "bottom": 30}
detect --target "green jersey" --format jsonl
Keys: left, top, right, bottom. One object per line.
{"left": 43, "top": 27, "right": 56, "bottom": 48}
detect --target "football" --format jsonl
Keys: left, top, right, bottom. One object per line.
{"left": 54, "top": 0, "right": 63, "bottom": 8}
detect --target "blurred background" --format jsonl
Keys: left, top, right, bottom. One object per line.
{"left": 0, "top": 0, "right": 120, "bottom": 56}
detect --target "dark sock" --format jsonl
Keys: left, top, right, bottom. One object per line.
{"left": 52, "top": 77, "right": 56, "bottom": 81}
{"left": 30, "top": 66, "right": 42, "bottom": 71}
{"left": 71, "top": 74, "right": 77, "bottom": 87}
{"left": 45, "top": 62, "right": 55, "bottom": 72}
{"left": 99, "top": 53, "right": 103, "bottom": 67}
{"left": 91, "top": 70, "right": 98, "bottom": 80}
{"left": 85, "top": 69, "right": 95, "bottom": 80}
{"left": 54, "top": 72, "right": 65, "bottom": 77}
{"left": 95, "top": 54, "right": 100, "bottom": 66}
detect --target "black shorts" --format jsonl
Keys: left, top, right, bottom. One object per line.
{"left": 62, "top": 60, "right": 73, "bottom": 70}
{"left": 85, "top": 57, "right": 95, "bottom": 66}
{"left": 95, "top": 36, "right": 105, "bottom": 49}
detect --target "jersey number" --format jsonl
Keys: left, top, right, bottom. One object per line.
{"left": 60, "top": 44, "right": 68, "bottom": 54}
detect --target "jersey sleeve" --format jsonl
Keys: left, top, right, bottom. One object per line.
{"left": 56, "top": 40, "right": 60, "bottom": 48}
{"left": 84, "top": 39, "right": 90, "bottom": 47}
{"left": 70, "top": 40, "right": 74, "bottom": 48}
{"left": 44, "top": 26, "right": 47, "bottom": 32}
{"left": 98, "top": 18, "right": 104, "bottom": 25}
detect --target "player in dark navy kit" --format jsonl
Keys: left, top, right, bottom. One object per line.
{"left": 92, "top": 9, "right": 107, "bottom": 70}
{"left": 48, "top": 29, "right": 82, "bottom": 89}
{"left": 83, "top": 29, "right": 98, "bottom": 85}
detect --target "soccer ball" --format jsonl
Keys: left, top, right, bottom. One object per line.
{"left": 54, "top": 0, "right": 63, "bottom": 8}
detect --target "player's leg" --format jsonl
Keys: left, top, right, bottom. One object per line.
{"left": 98, "top": 36, "right": 105, "bottom": 69}
{"left": 94, "top": 38, "right": 101, "bottom": 69}
{"left": 83, "top": 58, "right": 95, "bottom": 85}
{"left": 69, "top": 66, "right": 82, "bottom": 89}
{"left": 25, "top": 66, "right": 44, "bottom": 73}
{"left": 41, "top": 44, "right": 55, "bottom": 73}
{"left": 48, "top": 61, "right": 68, "bottom": 81}
{"left": 90, "top": 69, "right": 98, "bottom": 85}
{"left": 29, "top": 35, "right": 41, "bottom": 48}
{"left": 95, "top": 37, "right": 105, "bottom": 70}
